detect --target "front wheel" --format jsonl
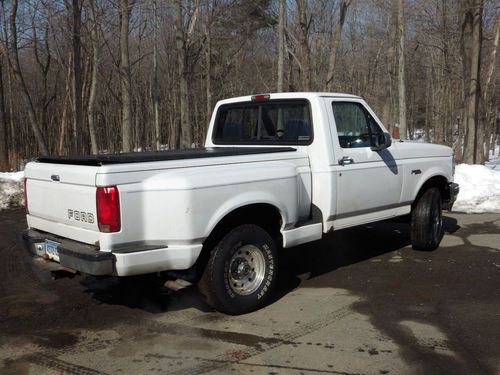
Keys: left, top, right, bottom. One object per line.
{"left": 198, "top": 224, "right": 278, "bottom": 315}
{"left": 411, "top": 187, "right": 443, "bottom": 251}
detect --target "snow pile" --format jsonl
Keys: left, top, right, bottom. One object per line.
{"left": 0, "top": 171, "right": 24, "bottom": 210}
{"left": 485, "top": 153, "right": 499, "bottom": 170}
{"left": 453, "top": 164, "right": 500, "bottom": 213}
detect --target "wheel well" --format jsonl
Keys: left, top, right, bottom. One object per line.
{"left": 413, "top": 175, "right": 448, "bottom": 208}
{"left": 193, "top": 204, "right": 283, "bottom": 278}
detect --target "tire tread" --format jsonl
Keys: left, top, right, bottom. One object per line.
{"left": 198, "top": 224, "right": 277, "bottom": 315}
{"left": 411, "top": 187, "right": 443, "bottom": 251}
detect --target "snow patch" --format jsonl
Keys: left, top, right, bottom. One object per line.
{"left": 0, "top": 171, "right": 24, "bottom": 210}
{"left": 486, "top": 150, "right": 499, "bottom": 171}
{"left": 0, "top": 171, "right": 24, "bottom": 182}
{"left": 453, "top": 164, "right": 500, "bottom": 213}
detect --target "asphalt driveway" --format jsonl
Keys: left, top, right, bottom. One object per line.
{"left": 0, "top": 209, "right": 498, "bottom": 375}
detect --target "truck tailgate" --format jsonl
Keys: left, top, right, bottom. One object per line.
{"left": 24, "top": 162, "right": 100, "bottom": 244}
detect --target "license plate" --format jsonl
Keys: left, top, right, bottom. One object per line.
{"left": 45, "top": 239, "right": 60, "bottom": 262}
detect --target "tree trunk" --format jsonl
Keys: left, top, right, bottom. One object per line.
{"left": 7, "top": 0, "right": 48, "bottom": 155}
{"left": 0, "top": 60, "right": 8, "bottom": 169}
{"left": 460, "top": 0, "right": 483, "bottom": 164}
{"left": 153, "top": 0, "right": 160, "bottom": 151}
{"left": 396, "top": 0, "right": 407, "bottom": 139}
{"left": 205, "top": 0, "right": 212, "bottom": 131}
{"left": 1, "top": 0, "right": 14, "bottom": 167}
{"left": 87, "top": 0, "right": 99, "bottom": 154}
{"left": 119, "top": 0, "right": 134, "bottom": 152}
{"left": 175, "top": 0, "right": 189, "bottom": 148}
{"left": 58, "top": 53, "right": 73, "bottom": 155}
{"left": 174, "top": 0, "right": 194, "bottom": 149}
{"left": 296, "top": 0, "right": 310, "bottom": 91}
{"left": 481, "top": 16, "right": 499, "bottom": 159}
{"left": 324, "top": 0, "right": 351, "bottom": 91}
{"left": 277, "top": 0, "right": 285, "bottom": 92}
{"left": 5, "top": 51, "right": 15, "bottom": 166}
{"left": 482, "top": 16, "right": 499, "bottom": 102}
{"left": 381, "top": 6, "right": 397, "bottom": 130}
{"left": 286, "top": 31, "right": 295, "bottom": 91}
{"left": 440, "top": 0, "right": 453, "bottom": 146}
{"left": 72, "top": 0, "right": 83, "bottom": 154}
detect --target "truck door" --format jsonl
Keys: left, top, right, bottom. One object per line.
{"left": 324, "top": 98, "right": 404, "bottom": 227}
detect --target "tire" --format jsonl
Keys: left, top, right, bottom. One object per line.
{"left": 410, "top": 187, "right": 443, "bottom": 251}
{"left": 198, "top": 224, "right": 278, "bottom": 315}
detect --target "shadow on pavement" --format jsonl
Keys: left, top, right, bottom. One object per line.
{"left": 274, "top": 215, "right": 497, "bottom": 375}
{"left": 84, "top": 216, "right": 461, "bottom": 315}
{"left": 80, "top": 274, "right": 212, "bottom": 314}
{"left": 83, "top": 218, "right": 417, "bottom": 314}
{"left": 276, "top": 218, "right": 416, "bottom": 293}
{"left": 278, "top": 215, "right": 460, "bottom": 289}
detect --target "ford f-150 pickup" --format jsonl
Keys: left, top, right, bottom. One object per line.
{"left": 21, "top": 92, "right": 459, "bottom": 314}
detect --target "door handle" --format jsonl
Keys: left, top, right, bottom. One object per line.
{"left": 339, "top": 156, "right": 354, "bottom": 166}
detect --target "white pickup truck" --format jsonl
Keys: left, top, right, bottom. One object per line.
{"left": 21, "top": 92, "right": 459, "bottom": 314}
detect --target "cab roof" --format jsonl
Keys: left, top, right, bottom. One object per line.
{"left": 217, "top": 92, "right": 362, "bottom": 105}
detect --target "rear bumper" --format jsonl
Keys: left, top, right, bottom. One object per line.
{"left": 18, "top": 229, "right": 203, "bottom": 276}
{"left": 443, "top": 182, "right": 460, "bottom": 211}
{"left": 20, "top": 229, "right": 113, "bottom": 275}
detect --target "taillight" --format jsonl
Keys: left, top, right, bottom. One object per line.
{"left": 96, "top": 186, "right": 121, "bottom": 233}
{"left": 24, "top": 178, "right": 29, "bottom": 214}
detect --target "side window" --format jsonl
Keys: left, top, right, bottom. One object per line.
{"left": 332, "top": 102, "right": 382, "bottom": 148}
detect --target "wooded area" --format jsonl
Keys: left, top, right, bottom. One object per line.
{"left": 0, "top": 0, "right": 498, "bottom": 170}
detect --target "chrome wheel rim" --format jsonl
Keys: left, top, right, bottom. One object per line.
{"left": 228, "top": 245, "right": 266, "bottom": 296}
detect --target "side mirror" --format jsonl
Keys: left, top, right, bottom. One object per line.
{"left": 371, "top": 132, "right": 392, "bottom": 151}
{"left": 383, "top": 132, "right": 392, "bottom": 147}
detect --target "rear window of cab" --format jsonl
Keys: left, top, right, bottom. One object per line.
{"left": 212, "top": 99, "right": 313, "bottom": 145}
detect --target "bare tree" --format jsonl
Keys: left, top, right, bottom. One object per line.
{"left": 0, "top": 0, "right": 497, "bottom": 166}
{"left": 204, "top": 0, "right": 212, "bottom": 124}
{"left": 324, "top": 0, "right": 351, "bottom": 91}
{"left": 277, "top": 0, "right": 285, "bottom": 92}
{"left": 119, "top": 0, "right": 134, "bottom": 152}
{"left": 481, "top": 14, "right": 499, "bottom": 160}
{"left": 396, "top": 0, "right": 407, "bottom": 139}
{"left": 174, "top": 0, "right": 188, "bottom": 148}
{"left": 460, "top": 0, "right": 483, "bottom": 164}
{"left": 381, "top": 2, "right": 397, "bottom": 132}
{"left": 296, "top": 0, "right": 310, "bottom": 91}
{"left": 174, "top": 0, "right": 200, "bottom": 148}
{"left": 0, "top": 54, "right": 8, "bottom": 168}
{"left": 6, "top": 0, "right": 48, "bottom": 155}
{"left": 31, "top": 4, "right": 53, "bottom": 149}
{"left": 1, "top": 1, "right": 15, "bottom": 167}
{"left": 152, "top": 0, "right": 160, "bottom": 151}
{"left": 58, "top": 53, "right": 73, "bottom": 155}
{"left": 482, "top": 15, "right": 499, "bottom": 102}
{"left": 70, "top": 0, "right": 83, "bottom": 154}
{"left": 87, "top": 0, "right": 99, "bottom": 154}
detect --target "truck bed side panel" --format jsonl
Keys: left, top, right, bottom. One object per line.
{"left": 97, "top": 158, "right": 311, "bottom": 251}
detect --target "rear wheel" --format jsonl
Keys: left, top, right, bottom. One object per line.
{"left": 411, "top": 187, "right": 443, "bottom": 251}
{"left": 198, "top": 224, "right": 278, "bottom": 315}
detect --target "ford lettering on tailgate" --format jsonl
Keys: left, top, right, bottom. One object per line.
{"left": 68, "top": 209, "right": 95, "bottom": 224}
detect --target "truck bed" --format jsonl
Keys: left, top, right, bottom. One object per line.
{"left": 37, "top": 147, "right": 296, "bottom": 166}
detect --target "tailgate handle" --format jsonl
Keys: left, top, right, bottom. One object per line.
{"left": 51, "top": 174, "right": 60, "bottom": 182}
